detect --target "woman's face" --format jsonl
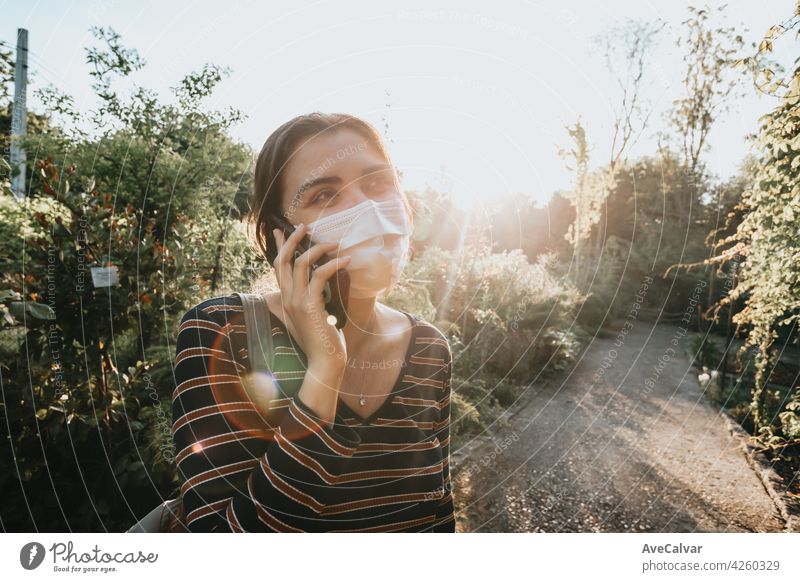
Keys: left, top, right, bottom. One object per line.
{"left": 279, "top": 128, "right": 403, "bottom": 225}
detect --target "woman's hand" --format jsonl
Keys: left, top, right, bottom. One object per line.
{"left": 271, "top": 223, "right": 351, "bottom": 372}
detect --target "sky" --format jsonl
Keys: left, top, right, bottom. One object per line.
{"left": 1, "top": 0, "right": 795, "bottom": 211}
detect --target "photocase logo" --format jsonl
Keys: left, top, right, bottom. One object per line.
{"left": 20, "top": 542, "right": 46, "bottom": 570}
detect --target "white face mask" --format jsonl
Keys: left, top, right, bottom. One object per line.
{"left": 305, "top": 198, "right": 411, "bottom": 299}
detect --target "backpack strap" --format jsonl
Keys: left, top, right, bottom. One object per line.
{"left": 233, "top": 292, "right": 274, "bottom": 373}
{"left": 126, "top": 497, "right": 182, "bottom": 533}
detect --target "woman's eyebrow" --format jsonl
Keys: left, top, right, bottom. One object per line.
{"left": 361, "top": 163, "right": 392, "bottom": 175}
{"left": 297, "top": 176, "right": 341, "bottom": 199}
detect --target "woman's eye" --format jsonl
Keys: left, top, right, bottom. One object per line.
{"left": 312, "top": 189, "right": 338, "bottom": 205}
{"left": 363, "top": 173, "right": 393, "bottom": 193}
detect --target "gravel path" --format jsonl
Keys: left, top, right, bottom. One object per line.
{"left": 451, "top": 321, "right": 785, "bottom": 532}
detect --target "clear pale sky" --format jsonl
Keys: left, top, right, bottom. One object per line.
{"left": 1, "top": 0, "right": 794, "bottom": 209}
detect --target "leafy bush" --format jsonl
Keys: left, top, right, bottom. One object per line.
{"left": 688, "top": 333, "right": 722, "bottom": 368}
{"left": 0, "top": 156, "right": 208, "bottom": 530}
{"left": 721, "top": 28, "right": 800, "bottom": 442}
{"left": 404, "top": 244, "right": 580, "bottom": 382}
{"left": 387, "top": 229, "right": 583, "bottom": 437}
{"left": 0, "top": 26, "right": 257, "bottom": 532}
{"left": 450, "top": 391, "right": 483, "bottom": 437}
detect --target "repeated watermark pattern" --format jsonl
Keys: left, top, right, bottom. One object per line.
{"left": 437, "top": 430, "right": 521, "bottom": 501}
{"left": 641, "top": 278, "right": 706, "bottom": 399}
{"left": 592, "top": 275, "right": 654, "bottom": 385}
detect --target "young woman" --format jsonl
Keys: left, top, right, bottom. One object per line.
{"left": 167, "top": 112, "right": 455, "bottom": 532}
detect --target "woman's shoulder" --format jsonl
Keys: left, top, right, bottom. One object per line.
{"left": 388, "top": 306, "right": 452, "bottom": 362}
{"left": 179, "top": 292, "right": 247, "bottom": 325}
{"left": 405, "top": 312, "right": 452, "bottom": 380}
{"left": 395, "top": 307, "right": 445, "bottom": 337}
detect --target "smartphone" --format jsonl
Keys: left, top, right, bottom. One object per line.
{"left": 269, "top": 213, "right": 350, "bottom": 330}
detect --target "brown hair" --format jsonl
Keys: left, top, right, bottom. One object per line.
{"left": 246, "top": 112, "right": 413, "bottom": 266}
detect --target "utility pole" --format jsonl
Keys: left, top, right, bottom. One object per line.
{"left": 10, "top": 28, "right": 28, "bottom": 200}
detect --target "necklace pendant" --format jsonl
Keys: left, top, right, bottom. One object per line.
{"left": 358, "top": 395, "right": 367, "bottom": 406}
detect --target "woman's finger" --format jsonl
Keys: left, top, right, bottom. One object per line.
{"left": 272, "top": 228, "right": 293, "bottom": 300}
{"left": 273, "top": 224, "right": 306, "bottom": 302}
{"left": 273, "top": 223, "right": 306, "bottom": 270}
{"left": 293, "top": 241, "right": 340, "bottom": 297}
{"left": 307, "top": 256, "right": 351, "bottom": 300}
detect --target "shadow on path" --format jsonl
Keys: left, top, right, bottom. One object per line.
{"left": 453, "top": 322, "right": 784, "bottom": 533}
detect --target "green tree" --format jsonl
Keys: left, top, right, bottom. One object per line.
{"left": 723, "top": 15, "right": 800, "bottom": 437}
{"left": 667, "top": 4, "right": 748, "bottom": 173}
{"left": 589, "top": 151, "right": 710, "bottom": 318}
{"left": 0, "top": 27, "right": 261, "bottom": 531}
{"left": 558, "top": 119, "right": 614, "bottom": 292}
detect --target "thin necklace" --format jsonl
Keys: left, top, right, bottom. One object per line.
{"left": 355, "top": 309, "right": 377, "bottom": 407}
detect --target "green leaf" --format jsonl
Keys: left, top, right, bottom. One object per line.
{"left": 9, "top": 301, "right": 56, "bottom": 321}
{"left": 0, "top": 290, "right": 22, "bottom": 302}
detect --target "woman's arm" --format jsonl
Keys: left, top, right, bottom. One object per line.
{"left": 431, "top": 340, "right": 456, "bottom": 532}
{"left": 171, "top": 303, "right": 362, "bottom": 532}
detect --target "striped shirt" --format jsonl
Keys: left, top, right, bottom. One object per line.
{"left": 171, "top": 293, "right": 455, "bottom": 532}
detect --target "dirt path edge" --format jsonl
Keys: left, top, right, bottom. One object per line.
{"left": 717, "top": 409, "right": 800, "bottom": 533}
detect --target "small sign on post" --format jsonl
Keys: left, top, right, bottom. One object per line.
{"left": 91, "top": 266, "right": 119, "bottom": 288}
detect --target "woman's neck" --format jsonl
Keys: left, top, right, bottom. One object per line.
{"left": 342, "top": 295, "right": 383, "bottom": 352}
